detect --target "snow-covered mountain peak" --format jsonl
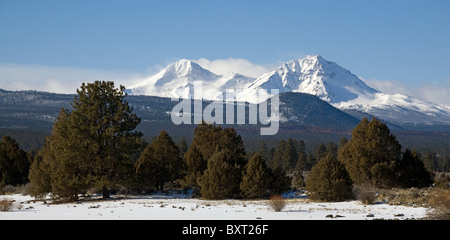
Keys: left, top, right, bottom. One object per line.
{"left": 164, "top": 59, "right": 219, "bottom": 80}
{"left": 127, "top": 56, "right": 450, "bottom": 124}
{"left": 239, "top": 55, "right": 378, "bottom": 104}
{"left": 128, "top": 59, "right": 255, "bottom": 99}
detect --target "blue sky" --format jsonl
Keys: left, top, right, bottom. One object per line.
{"left": 0, "top": 0, "right": 449, "bottom": 103}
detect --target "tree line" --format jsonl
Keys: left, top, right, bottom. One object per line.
{"left": 0, "top": 81, "right": 445, "bottom": 202}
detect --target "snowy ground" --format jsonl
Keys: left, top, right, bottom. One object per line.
{"left": 0, "top": 192, "right": 429, "bottom": 220}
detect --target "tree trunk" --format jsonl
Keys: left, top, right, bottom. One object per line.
{"left": 102, "top": 185, "right": 110, "bottom": 199}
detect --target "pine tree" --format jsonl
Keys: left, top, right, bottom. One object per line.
{"left": 315, "top": 143, "right": 327, "bottom": 163}
{"left": 0, "top": 136, "right": 30, "bottom": 187}
{"left": 135, "top": 130, "right": 183, "bottom": 191}
{"left": 270, "top": 139, "right": 286, "bottom": 170}
{"left": 30, "top": 81, "right": 143, "bottom": 201}
{"left": 240, "top": 153, "right": 270, "bottom": 199}
{"left": 295, "top": 140, "right": 307, "bottom": 171}
{"left": 306, "top": 153, "right": 353, "bottom": 201}
{"left": 281, "top": 138, "right": 298, "bottom": 171}
{"left": 338, "top": 118, "right": 401, "bottom": 188}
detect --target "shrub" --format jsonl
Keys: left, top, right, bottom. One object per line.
{"left": 354, "top": 183, "right": 378, "bottom": 205}
{"left": 0, "top": 198, "right": 13, "bottom": 211}
{"left": 269, "top": 194, "right": 286, "bottom": 212}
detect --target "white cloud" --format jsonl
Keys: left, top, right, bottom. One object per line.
{"left": 363, "top": 77, "right": 450, "bottom": 106}
{"left": 0, "top": 58, "right": 274, "bottom": 94}
{"left": 0, "top": 64, "right": 146, "bottom": 94}
{"left": 193, "top": 58, "right": 273, "bottom": 78}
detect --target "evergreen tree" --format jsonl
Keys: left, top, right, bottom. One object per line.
{"left": 0, "top": 136, "right": 30, "bottom": 187}
{"left": 257, "top": 141, "right": 269, "bottom": 161}
{"left": 270, "top": 139, "right": 286, "bottom": 170}
{"left": 295, "top": 140, "right": 307, "bottom": 171}
{"left": 135, "top": 130, "right": 183, "bottom": 191}
{"left": 182, "top": 145, "right": 206, "bottom": 195}
{"left": 291, "top": 171, "right": 305, "bottom": 190}
{"left": 338, "top": 118, "right": 401, "bottom": 188}
{"left": 339, "top": 137, "right": 349, "bottom": 150}
{"left": 326, "top": 142, "right": 338, "bottom": 158}
{"left": 422, "top": 149, "right": 437, "bottom": 172}
{"left": 177, "top": 137, "right": 189, "bottom": 158}
{"left": 240, "top": 153, "right": 271, "bottom": 199}
{"left": 28, "top": 153, "right": 51, "bottom": 199}
{"left": 183, "top": 122, "right": 246, "bottom": 194}
{"left": 281, "top": 138, "right": 298, "bottom": 171}
{"left": 306, "top": 154, "right": 316, "bottom": 170}
{"left": 315, "top": 143, "right": 327, "bottom": 163}
{"left": 30, "top": 81, "right": 143, "bottom": 201}
{"left": 396, "top": 149, "right": 433, "bottom": 188}
{"left": 268, "top": 167, "right": 291, "bottom": 195}
{"left": 306, "top": 153, "right": 353, "bottom": 202}
{"left": 199, "top": 148, "right": 242, "bottom": 199}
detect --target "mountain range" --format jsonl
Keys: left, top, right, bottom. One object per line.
{"left": 128, "top": 55, "right": 450, "bottom": 125}
{"left": 1, "top": 54, "right": 450, "bottom": 144}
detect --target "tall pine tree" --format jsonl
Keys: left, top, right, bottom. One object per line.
{"left": 30, "top": 81, "right": 143, "bottom": 201}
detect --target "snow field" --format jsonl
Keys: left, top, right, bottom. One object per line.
{"left": 0, "top": 193, "right": 428, "bottom": 220}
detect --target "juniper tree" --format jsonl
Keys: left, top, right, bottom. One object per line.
{"left": 306, "top": 153, "right": 353, "bottom": 202}
{"left": 135, "top": 130, "right": 183, "bottom": 191}
{"left": 268, "top": 167, "right": 291, "bottom": 195}
{"left": 395, "top": 149, "right": 433, "bottom": 188}
{"left": 0, "top": 136, "right": 30, "bottom": 188}
{"left": 338, "top": 118, "right": 401, "bottom": 188}
{"left": 240, "top": 153, "right": 271, "bottom": 199}
{"left": 183, "top": 122, "right": 246, "bottom": 193}
{"left": 199, "top": 148, "right": 243, "bottom": 199}
{"left": 182, "top": 144, "right": 206, "bottom": 194}
{"left": 291, "top": 171, "right": 305, "bottom": 190}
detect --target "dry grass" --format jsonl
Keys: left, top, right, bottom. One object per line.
{"left": 377, "top": 187, "right": 432, "bottom": 206}
{"left": 427, "top": 189, "right": 450, "bottom": 220}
